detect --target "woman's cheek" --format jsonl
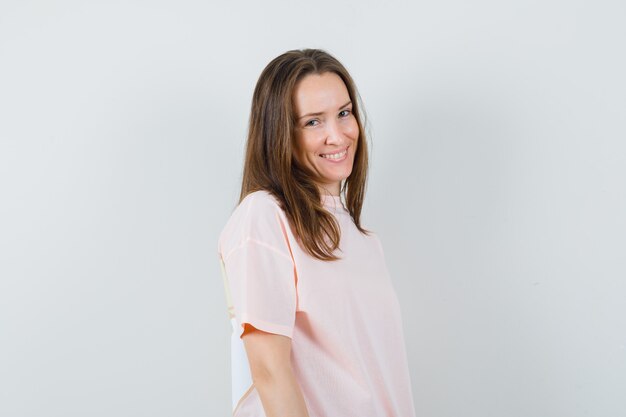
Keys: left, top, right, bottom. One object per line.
{"left": 348, "top": 118, "right": 360, "bottom": 139}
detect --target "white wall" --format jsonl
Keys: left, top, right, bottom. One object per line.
{"left": 1, "top": 1, "right": 624, "bottom": 416}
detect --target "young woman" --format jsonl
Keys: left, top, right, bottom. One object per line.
{"left": 218, "top": 48, "right": 416, "bottom": 417}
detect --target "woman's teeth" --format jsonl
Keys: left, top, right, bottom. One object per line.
{"left": 320, "top": 149, "right": 347, "bottom": 160}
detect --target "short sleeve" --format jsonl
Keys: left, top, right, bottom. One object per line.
{"left": 222, "top": 239, "right": 297, "bottom": 339}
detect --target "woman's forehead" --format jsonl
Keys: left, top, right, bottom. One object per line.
{"left": 293, "top": 72, "right": 350, "bottom": 116}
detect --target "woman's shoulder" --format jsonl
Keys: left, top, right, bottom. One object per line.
{"left": 217, "top": 189, "right": 288, "bottom": 257}
{"left": 223, "top": 189, "right": 285, "bottom": 222}
{"left": 240, "top": 189, "right": 284, "bottom": 212}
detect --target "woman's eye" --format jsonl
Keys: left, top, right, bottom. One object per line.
{"left": 339, "top": 109, "right": 352, "bottom": 117}
{"left": 305, "top": 119, "right": 319, "bottom": 127}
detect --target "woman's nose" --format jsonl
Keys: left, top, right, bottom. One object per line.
{"left": 325, "top": 120, "right": 344, "bottom": 145}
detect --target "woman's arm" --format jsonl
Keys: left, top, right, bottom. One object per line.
{"left": 242, "top": 324, "right": 310, "bottom": 417}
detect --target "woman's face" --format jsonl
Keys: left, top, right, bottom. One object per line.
{"left": 292, "top": 72, "right": 359, "bottom": 196}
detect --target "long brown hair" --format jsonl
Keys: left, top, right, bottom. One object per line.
{"left": 239, "top": 48, "right": 371, "bottom": 261}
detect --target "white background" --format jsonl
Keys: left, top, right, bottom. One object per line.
{"left": 1, "top": 0, "right": 625, "bottom": 416}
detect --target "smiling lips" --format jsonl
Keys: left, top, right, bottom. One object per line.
{"left": 320, "top": 146, "right": 348, "bottom": 161}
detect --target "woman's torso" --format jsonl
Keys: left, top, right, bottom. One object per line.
{"left": 218, "top": 190, "right": 416, "bottom": 417}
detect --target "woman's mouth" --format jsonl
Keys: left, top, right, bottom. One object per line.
{"left": 320, "top": 147, "right": 348, "bottom": 161}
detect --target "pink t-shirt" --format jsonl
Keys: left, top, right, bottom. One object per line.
{"left": 218, "top": 190, "right": 416, "bottom": 417}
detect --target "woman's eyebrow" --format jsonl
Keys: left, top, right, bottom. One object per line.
{"left": 298, "top": 100, "right": 352, "bottom": 120}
